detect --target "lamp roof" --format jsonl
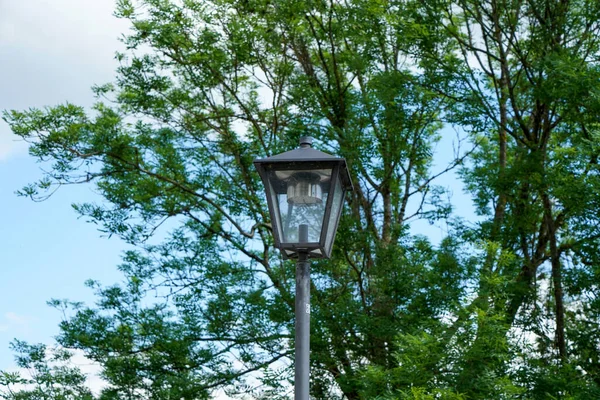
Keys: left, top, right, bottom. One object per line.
{"left": 254, "top": 145, "right": 341, "bottom": 163}
{"left": 253, "top": 137, "right": 354, "bottom": 191}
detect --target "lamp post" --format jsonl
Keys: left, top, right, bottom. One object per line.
{"left": 254, "top": 137, "right": 353, "bottom": 400}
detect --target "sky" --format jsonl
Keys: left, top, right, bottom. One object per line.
{"left": 0, "top": 0, "right": 476, "bottom": 396}
{"left": 0, "top": 0, "right": 131, "bottom": 372}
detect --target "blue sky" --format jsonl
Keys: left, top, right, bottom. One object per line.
{"left": 0, "top": 0, "right": 130, "bottom": 370}
{"left": 0, "top": 0, "right": 476, "bottom": 379}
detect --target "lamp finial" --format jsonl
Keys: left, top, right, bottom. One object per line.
{"left": 299, "top": 136, "right": 313, "bottom": 148}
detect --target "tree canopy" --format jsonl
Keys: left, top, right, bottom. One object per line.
{"left": 3, "top": 0, "right": 600, "bottom": 399}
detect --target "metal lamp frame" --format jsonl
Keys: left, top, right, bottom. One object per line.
{"left": 253, "top": 137, "right": 352, "bottom": 260}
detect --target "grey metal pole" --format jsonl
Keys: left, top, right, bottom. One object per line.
{"left": 295, "top": 224, "right": 310, "bottom": 400}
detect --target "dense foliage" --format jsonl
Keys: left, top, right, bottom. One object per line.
{"left": 3, "top": 0, "right": 600, "bottom": 398}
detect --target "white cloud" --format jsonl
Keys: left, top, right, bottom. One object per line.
{"left": 0, "top": 0, "right": 128, "bottom": 55}
{"left": 3, "top": 346, "right": 237, "bottom": 399}
{"left": 0, "top": 312, "right": 32, "bottom": 334}
{"left": 0, "top": 131, "right": 28, "bottom": 161}
{"left": 4, "top": 312, "right": 29, "bottom": 325}
{"left": 0, "top": 347, "right": 105, "bottom": 396}
{"left": 68, "top": 349, "right": 105, "bottom": 395}
{"left": 0, "top": 0, "right": 129, "bottom": 163}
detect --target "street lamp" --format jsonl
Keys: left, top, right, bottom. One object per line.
{"left": 254, "top": 136, "right": 353, "bottom": 400}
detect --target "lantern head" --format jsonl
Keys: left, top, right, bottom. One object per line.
{"left": 254, "top": 137, "right": 353, "bottom": 259}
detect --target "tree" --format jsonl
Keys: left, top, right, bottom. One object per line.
{"left": 3, "top": 0, "right": 600, "bottom": 399}
{"left": 3, "top": 0, "right": 461, "bottom": 398}
{"left": 0, "top": 341, "right": 94, "bottom": 400}
{"left": 361, "top": 0, "right": 600, "bottom": 397}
